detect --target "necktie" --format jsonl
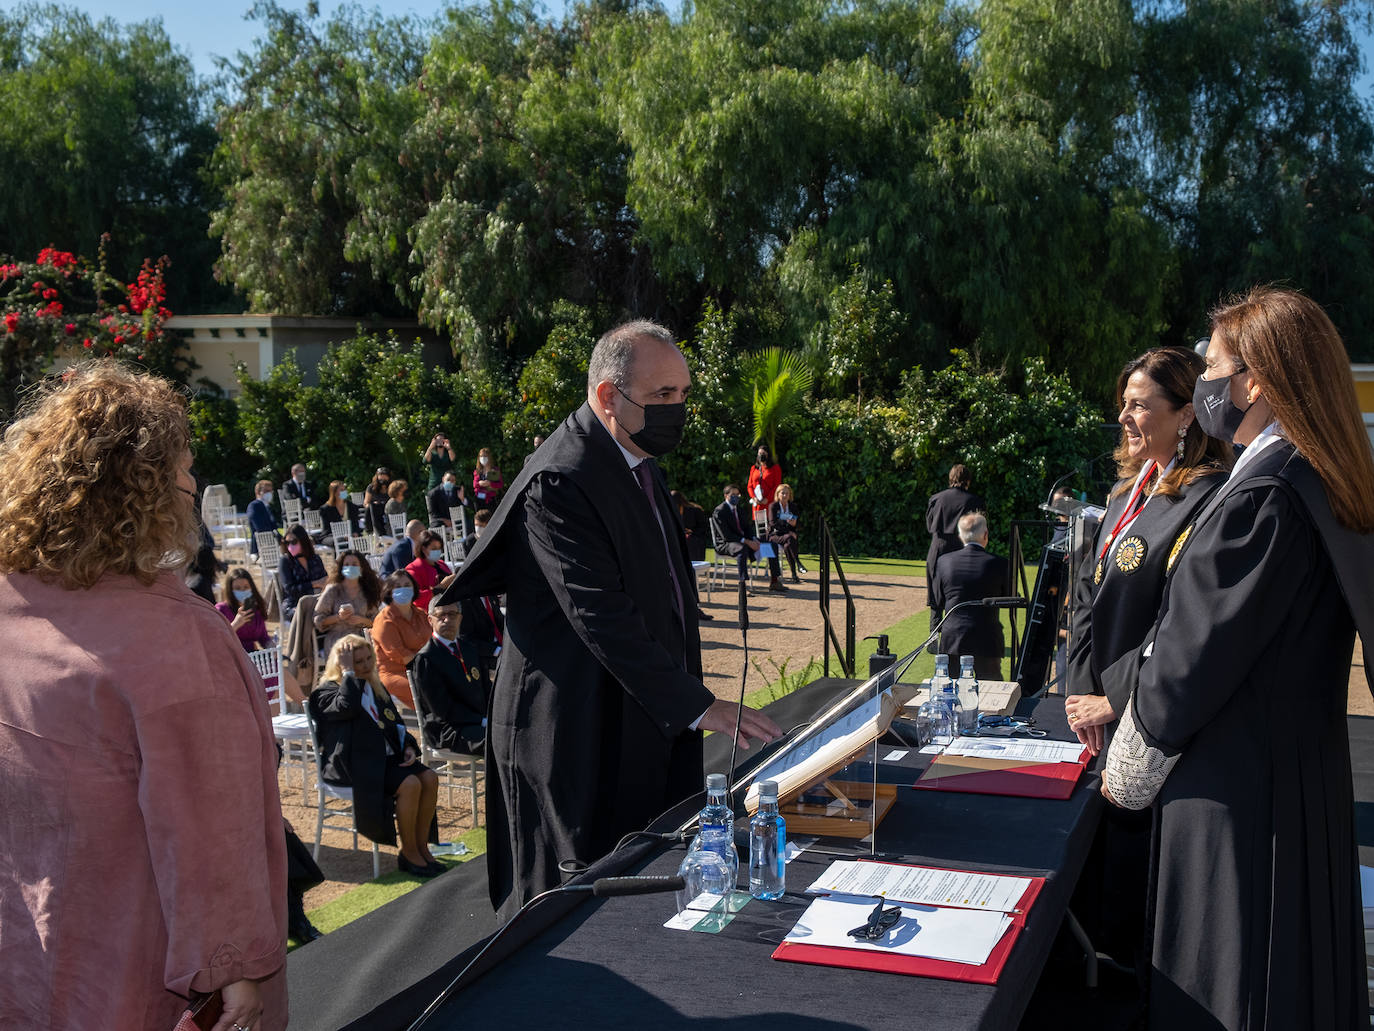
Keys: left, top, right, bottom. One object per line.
{"left": 633, "top": 461, "right": 686, "bottom": 638}
{"left": 482, "top": 597, "right": 503, "bottom": 645}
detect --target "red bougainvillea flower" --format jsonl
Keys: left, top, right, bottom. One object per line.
{"left": 82, "top": 338, "right": 93, "bottom": 349}
{"left": 42, "top": 288, "right": 58, "bottom": 300}
{"left": 64, "top": 323, "right": 76, "bottom": 335}
{"left": 37, "top": 248, "right": 76, "bottom": 269}
{"left": 113, "top": 335, "right": 124, "bottom": 344}
{"left": 3, "top": 313, "right": 18, "bottom": 334}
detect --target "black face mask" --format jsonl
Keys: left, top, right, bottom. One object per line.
{"left": 616, "top": 386, "right": 687, "bottom": 457}
{"left": 1192, "top": 371, "right": 1253, "bottom": 443}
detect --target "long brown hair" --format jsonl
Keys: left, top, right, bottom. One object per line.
{"left": 329, "top": 548, "right": 382, "bottom": 609}
{"left": 1109, "top": 347, "right": 1233, "bottom": 499}
{"left": 1210, "top": 286, "right": 1374, "bottom": 532}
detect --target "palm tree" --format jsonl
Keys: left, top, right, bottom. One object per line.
{"left": 750, "top": 347, "right": 813, "bottom": 459}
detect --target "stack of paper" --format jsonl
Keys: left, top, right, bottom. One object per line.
{"left": 777, "top": 860, "right": 1035, "bottom": 969}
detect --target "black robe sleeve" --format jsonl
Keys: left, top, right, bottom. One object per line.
{"left": 1128, "top": 484, "right": 1308, "bottom": 755}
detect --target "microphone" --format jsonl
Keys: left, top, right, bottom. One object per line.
{"left": 981, "top": 596, "right": 1028, "bottom": 608}
{"left": 565, "top": 875, "right": 686, "bottom": 898}
{"left": 726, "top": 577, "right": 750, "bottom": 782}
{"left": 1044, "top": 449, "right": 1113, "bottom": 510}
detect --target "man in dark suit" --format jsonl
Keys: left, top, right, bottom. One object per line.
{"left": 925, "top": 462, "right": 984, "bottom": 626}
{"left": 438, "top": 320, "right": 780, "bottom": 915}
{"left": 380, "top": 519, "right": 426, "bottom": 576}
{"left": 411, "top": 598, "right": 490, "bottom": 755}
{"left": 280, "top": 462, "right": 317, "bottom": 513}
{"left": 930, "top": 511, "right": 1010, "bottom": 680}
{"left": 427, "top": 471, "right": 470, "bottom": 530}
{"left": 245, "top": 479, "right": 280, "bottom": 556}
{"left": 712, "top": 484, "right": 786, "bottom": 592}
{"left": 460, "top": 589, "right": 504, "bottom": 674}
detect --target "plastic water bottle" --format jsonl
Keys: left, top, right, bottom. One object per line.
{"left": 929, "top": 654, "right": 955, "bottom": 746}
{"left": 955, "top": 655, "right": 979, "bottom": 733}
{"left": 956, "top": 655, "right": 981, "bottom": 735}
{"left": 690, "top": 773, "right": 739, "bottom": 887}
{"left": 676, "top": 835, "right": 733, "bottom": 917}
{"left": 749, "top": 780, "right": 786, "bottom": 900}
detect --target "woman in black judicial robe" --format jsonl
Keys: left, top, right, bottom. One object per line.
{"left": 1102, "top": 287, "right": 1374, "bottom": 1030}
{"left": 308, "top": 634, "right": 442, "bottom": 878}
{"left": 1065, "top": 347, "right": 1231, "bottom": 750}
{"left": 1062, "top": 347, "right": 1230, "bottom": 973}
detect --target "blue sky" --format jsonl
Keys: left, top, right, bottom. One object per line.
{"left": 7, "top": 0, "right": 1374, "bottom": 96}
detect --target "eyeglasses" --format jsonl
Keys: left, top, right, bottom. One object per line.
{"left": 974, "top": 714, "right": 1046, "bottom": 737}
{"left": 977, "top": 715, "right": 1036, "bottom": 729}
{"left": 847, "top": 899, "right": 902, "bottom": 941}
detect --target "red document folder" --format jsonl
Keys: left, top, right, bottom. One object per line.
{"left": 910, "top": 748, "right": 1089, "bottom": 800}
{"left": 771, "top": 865, "right": 1046, "bottom": 984}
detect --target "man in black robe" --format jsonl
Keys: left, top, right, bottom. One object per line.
{"left": 439, "top": 320, "right": 780, "bottom": 916}
{"left": 925, "top": 463, "right": 984, "bottom": 626}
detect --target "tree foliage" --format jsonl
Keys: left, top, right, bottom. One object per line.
{"left": 0, "top": 4, "right": 226, "bottom": 314}
{"left": 204, "top": 0, "right": 1374, "bottom": 386}
{"left": 209, "top": 2, "right": 430, "bottom": 317}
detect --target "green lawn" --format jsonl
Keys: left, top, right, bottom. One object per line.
{"left": 707, "top": 550, "right": 924, "bottom": 581}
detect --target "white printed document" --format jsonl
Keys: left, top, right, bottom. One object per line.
{"left": 805, "top": 860, "right": 1030, "bottom": 913}
{"left": 943, "top": 737, "right": 1086, "bottom": 764}
{"left": 783, "top": 894, "right": 1012, "bottom": 965}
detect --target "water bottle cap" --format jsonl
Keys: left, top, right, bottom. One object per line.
{"left": 706, "top": 773, "right": 727, "bottom": 791}
{"left": 935, "top": 653, "right": 949, "bottom": 672}
{"left": 758, "top": 780, "right": 779, "bottom": 802}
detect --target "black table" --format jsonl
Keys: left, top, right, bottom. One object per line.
{"left": 419, "top": 682, "right": 1104, "bottom": 1031}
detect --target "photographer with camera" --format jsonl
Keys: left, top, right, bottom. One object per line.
{"left": 423, "top": 432, "right": 456, "bottom": 493}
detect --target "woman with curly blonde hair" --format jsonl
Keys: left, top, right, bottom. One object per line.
{"left": 0, "top": 362, "right": 287, "bottom": 1031}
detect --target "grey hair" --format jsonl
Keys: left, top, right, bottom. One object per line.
{"left": 586, "top": 319, "right": 676, "bottom": 391}
{"left": 957, "top": 511, "right": 988, "bottom": 543}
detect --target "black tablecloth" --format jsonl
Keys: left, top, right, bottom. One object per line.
{"left": 284, "top": 693, "right": 1374, "bottom": 1031}
{"left": 419, "top": 683, "right": 1104, "bottom": 1031}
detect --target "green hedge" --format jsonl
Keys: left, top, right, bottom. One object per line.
{"left": 190, "top": 329, "right": 1104, "bottom": 555}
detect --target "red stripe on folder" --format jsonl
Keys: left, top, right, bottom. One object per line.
{"left": 910, "top": 748, "right": 1089, "bottom": 801}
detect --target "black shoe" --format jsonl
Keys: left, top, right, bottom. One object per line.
{"left": 768, "top": 578, "right": 788, "bottom": 592}
{"left": 425, "top": 860, "right": 448, "bottom": 875}
{"left": 398, "top": 855, "right": 440, "bottom": 878}
{"left": 697, "top": 609, "right": 714, "bottom": 621}
{"left": 289, "top": 918, "right": 324, "bottom": 942}
{"left": 790, "top": 574, "right": 800, "bottom": 584}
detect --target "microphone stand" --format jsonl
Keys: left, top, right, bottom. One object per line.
{"left": 725, "top": 577, "right": 749, "bottom": 779}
